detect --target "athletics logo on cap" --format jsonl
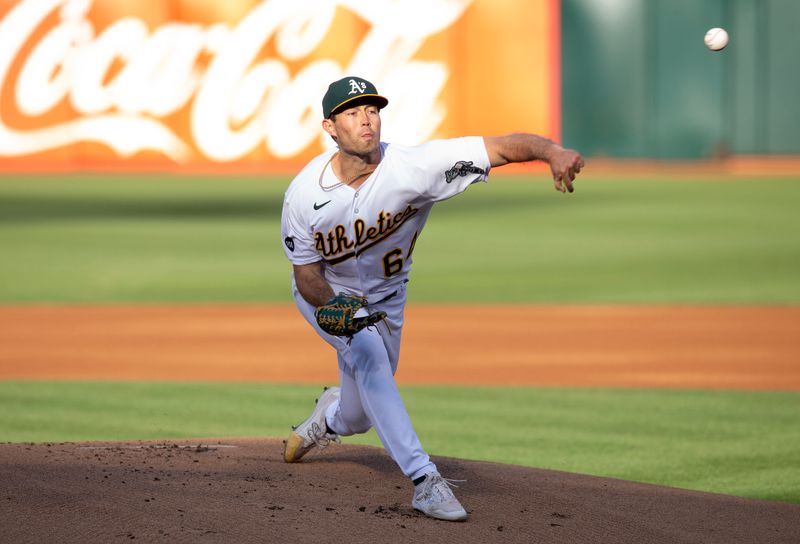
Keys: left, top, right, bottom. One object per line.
{"left": 322, "top": 76, "right": 389, "bottom": 119}
{"left": 348, "top": 79, "right": 367, "bottom": 95}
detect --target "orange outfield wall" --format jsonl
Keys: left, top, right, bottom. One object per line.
{"left": 0, "top": 0, "right": 560, "bottom": 173}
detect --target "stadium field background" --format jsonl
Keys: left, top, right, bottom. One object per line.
{"left": 1, "top": 174, "right": 798, "bottom": 504}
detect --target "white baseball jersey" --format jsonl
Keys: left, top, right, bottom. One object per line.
{"left": 281, "top": 137, "right": 491, "bottom": 300}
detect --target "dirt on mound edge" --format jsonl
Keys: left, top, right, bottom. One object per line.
{"left": 1, "top": 438, "right": 798, "bottom": 544}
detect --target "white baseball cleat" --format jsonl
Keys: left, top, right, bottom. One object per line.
{"left": 283, "top": 386, "right": 340, "bottom": 463}
{"left": 412, "top": 472, "right": 468, "bottom": 521}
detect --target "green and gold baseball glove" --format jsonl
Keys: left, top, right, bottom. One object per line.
{"left": 315, "top": 293, "right": 387, "bottom": 337}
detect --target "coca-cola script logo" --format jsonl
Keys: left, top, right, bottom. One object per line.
{"left": 0, "top": 0, "right": 472, "bottom": 163}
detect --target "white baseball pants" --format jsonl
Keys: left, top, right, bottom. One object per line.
{"left": 292, "top": 281, "right": 436, "bottom": 481}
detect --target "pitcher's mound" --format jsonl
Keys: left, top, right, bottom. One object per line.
{"left": 1, "top": 438, "right": 798, "bottom": 543}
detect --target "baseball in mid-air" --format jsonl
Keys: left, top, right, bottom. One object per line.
{"left": 704, "top": 27, "right": 729, "bottom": 51}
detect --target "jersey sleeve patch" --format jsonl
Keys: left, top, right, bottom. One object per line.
{"left": 407, "top": 137, "right": 491, "bottom": 203}
{"left": 281, "top": 195, "right": 321, "bottom": 265}
{"left": 444, "top": 160, "right": 486, "bottom": 184}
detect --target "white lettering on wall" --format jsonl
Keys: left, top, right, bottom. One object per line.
{"left": 0, "top": 0, "right": 472, "bottom": 162}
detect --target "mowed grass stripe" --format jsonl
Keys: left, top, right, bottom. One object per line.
{"left": 0, "top": 175, "right": 798, "bottom": 303}
{"left": 1, "top": 381, "right": 798, "bottom": 504}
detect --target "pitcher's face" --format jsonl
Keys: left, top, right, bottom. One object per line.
{"left": 323, "top": 104, "right": 381, "bottom": 157}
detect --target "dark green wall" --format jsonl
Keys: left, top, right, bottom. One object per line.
{"left": 562, "top": 0, "right": 800, "bottom": 158}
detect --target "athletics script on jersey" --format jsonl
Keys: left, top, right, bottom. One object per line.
{"left": 314, "top": 205, "right": 419, "bottom": 265}
{"left": 0, "top": 0, "right": 474, "bottom": 164}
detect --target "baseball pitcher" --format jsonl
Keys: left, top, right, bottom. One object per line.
{"left": 280, "top": 76, "right": 584, "bottom": 521}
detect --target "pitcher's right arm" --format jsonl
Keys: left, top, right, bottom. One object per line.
{"left": 294, "top": 261, "right": 334, "bottom": 307}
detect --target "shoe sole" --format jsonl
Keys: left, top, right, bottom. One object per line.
{"left": 283, "top": 431, "right": 309, "bottom": 463}
{"left": 413, "top": 507, "right": 468, "bottom": 522}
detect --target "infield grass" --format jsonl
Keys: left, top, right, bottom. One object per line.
{"left": 1, "top": 174, "right": 799, "bottom": 303}
{"left": 1, "top": 381, "right": 798, "bottom": 504}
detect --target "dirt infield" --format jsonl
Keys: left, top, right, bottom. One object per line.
{"left": 2, "top": 439, "right": 799, "bottom": 544}
{"left": 3, "top": 303, "right": 800, "bottom": 543}
{"left": 2, "top": 304, "right": 799, "bottom": 389}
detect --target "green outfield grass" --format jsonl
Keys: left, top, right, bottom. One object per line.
{"left": 1, "top": 381, "right": 798, "bottom": 504}
{"left": 0, "top": 174, "right": 798, "bottom": 303}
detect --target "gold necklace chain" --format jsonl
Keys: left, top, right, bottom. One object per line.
{"left": 318, "top": 152, "right": 377, "bottom": 191}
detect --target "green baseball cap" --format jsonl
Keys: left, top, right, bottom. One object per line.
{"left": 322, "top": 76, "right": 389, "bottom": 119}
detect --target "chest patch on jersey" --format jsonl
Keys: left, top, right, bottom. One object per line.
{"left": 445, "top": 160, "right": 485, "bottom": 183}
{"left": 314, "top": 204, "right": 419, "bottom": 265}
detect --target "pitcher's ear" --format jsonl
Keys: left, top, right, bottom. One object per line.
{"left": 322, "top": 118, "right": 335, "bottom": 136}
